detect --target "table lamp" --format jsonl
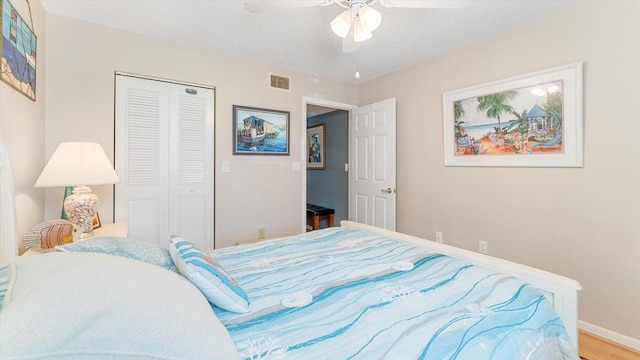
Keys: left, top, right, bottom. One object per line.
{"left": 35, "top": 142, "right": 120, "bottom": 239}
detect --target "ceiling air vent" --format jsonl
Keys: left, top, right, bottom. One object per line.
{"left": 270, "top": 73, "right": 291, "bottom": 91}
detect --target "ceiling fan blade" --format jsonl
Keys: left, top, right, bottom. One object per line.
{"left": 342, "top": 36, "right": 361, "bottom": 53}
{"left": 378, "top": 0, "right": 470, "bottom": 9}
{"left": 244, "top": 1, "right": 331, "bottom": 13}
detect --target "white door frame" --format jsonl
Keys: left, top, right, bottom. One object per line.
{"left": 301, "top": 97, "right": 357, "bottom": 234}
{"left": 0, "top": 132, "right": 17, "bottom": 265}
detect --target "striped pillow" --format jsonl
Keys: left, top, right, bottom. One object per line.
{"left": 168, "top": 235, "right": 250, "bottom": 313}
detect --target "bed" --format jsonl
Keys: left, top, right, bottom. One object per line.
{"left": 0, "top": 221, "right": 581, "bottom": 359}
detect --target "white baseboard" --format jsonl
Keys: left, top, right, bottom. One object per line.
{"left": 579, "top": 320, "right": 640, "bottom": 351}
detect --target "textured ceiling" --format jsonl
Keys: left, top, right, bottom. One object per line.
{"left": 40, "top": 0, "right": 577, "bottom": 83}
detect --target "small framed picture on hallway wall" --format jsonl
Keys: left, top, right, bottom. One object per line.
{"left": 307, "top": 124, "right": 325, "bottom": 170}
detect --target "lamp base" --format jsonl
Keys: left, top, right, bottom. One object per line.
{"left": 77, "top": 230, "right": 95, "bottom": 240}
{"left": 63, "top": 185, "right": 98, "bottom": 237}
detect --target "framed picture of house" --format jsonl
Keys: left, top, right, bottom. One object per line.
{"left": 443, "top": 62, "right": 583, "bottom": 167}
{"left": 306, "top": 123, "right": 326, "bottom": 170}
{"left": 233, "top": 105, "right": 290, "bottom": 155}
{"left": 1, "top": 0, "right": 38, "bottom": 101}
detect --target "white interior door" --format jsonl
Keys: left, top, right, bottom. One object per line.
{"left": 168, "top": 85, "right": 215, "bottom": 248}
{"left": 349, "top": 98, "right": 396, "bottom": 230}
{"left": 115, "top": 75, "right": 215, "bottom": 249}
{"left": 115, "top": 76, "right": 170, "bottom": 246}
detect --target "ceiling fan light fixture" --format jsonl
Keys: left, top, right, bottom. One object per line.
{"left": 330, "top": 10, "right": 352, "bottom": 38}
{"left": 353, "top": 28, "right": 372, "bottom": 42}
{"left": 351, "top": 18, "right": 372, "bottom": 42}
{"left": 358, "top": 5, "right": 381, "bottom": 32}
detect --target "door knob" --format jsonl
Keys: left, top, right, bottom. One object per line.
{"left": 381, "top": 187, "right": 393, "bottom": 194}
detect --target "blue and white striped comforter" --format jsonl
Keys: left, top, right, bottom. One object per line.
{"left": 212, "top": 227, "right": 579, "bottom": 360}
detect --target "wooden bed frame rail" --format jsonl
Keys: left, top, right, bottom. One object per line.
{"left": 340, "top": 221, "right": 582, "bottom": 347}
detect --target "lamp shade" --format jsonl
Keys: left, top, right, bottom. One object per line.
{"left": 330, "top": 10, "right": 352, "bottom": 38}
{"left": 359, "top": 6, "right": 381, "bottom": 32}
{"left": 352, "top": 20, "right": 373, "bottom": 42}
{"left": 35, "top": 142, "right": 120, "bottom": 188}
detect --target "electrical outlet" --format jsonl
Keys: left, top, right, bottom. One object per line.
{"left": 479, "top": 240, "right": 488, "bottom": 254}
{"left": 435, "top": 231, "right": 443, "bottom": 243}
{"left": 258, "top": 227, "right": 265, "bottom": 239}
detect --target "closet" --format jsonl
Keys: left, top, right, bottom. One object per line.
{"left": 114, "top": 74, "right": 215, "bottom": 250}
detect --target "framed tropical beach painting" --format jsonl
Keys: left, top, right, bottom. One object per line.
{"left": 233, "top": 105, "right": 290, "bottom": 155}
{"left": 443, "top": 62, "right": 583, "bottom": 167}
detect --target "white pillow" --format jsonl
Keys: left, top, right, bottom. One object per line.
{"left": 55, "top": 236, "right": 179, "bottom": 273}
{"left": 0, "top": 252, "right": 240, "bottom": 360}
{"left": 169, "top": 235, "right": 250, "bottom": 313}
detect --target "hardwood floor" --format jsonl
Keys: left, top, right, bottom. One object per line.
{"left": 579, "top": 330, "right": 640, "bottom": 360}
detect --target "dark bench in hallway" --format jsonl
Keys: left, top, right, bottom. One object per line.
{"left": 306, "top": 204, "right": 335, "bottom": 231}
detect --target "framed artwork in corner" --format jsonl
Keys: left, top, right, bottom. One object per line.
{"left": 60, "top": 186, "right": 73, "bottom": 219}
{"left": 443, "top": 62, "right": 583, "bottom": 167}
{"left": 306, "top": 123, "right": 326, "bottom": 170}
{"left": 92, "top": 212, "right": 101, "bottom": 230}
{"left": 1, "top": 0, "right": 37, "bottom": 101}
{"left": 233, "top": 105, "right": 290, "bottom": 155}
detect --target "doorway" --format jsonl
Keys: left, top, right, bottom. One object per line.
{"left": 302, "top": 97, "right": 397, "bottom": 232}
{"left": 306, "top": 106, "right": 348, "bottom": 229}
{"left": 301, "top": 98, "right": 356, "bottom": 233}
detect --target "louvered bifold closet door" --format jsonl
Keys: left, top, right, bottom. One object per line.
{"left": 115, "top": 75, "right": 215, "bottom": 249}
{"left": 168, "top": 85, "right": 214, "bottom": 250}
{"left": 115, "top": 76, "right": 170, "bottom": 246}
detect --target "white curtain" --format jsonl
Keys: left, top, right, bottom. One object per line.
{"left": 0, "top": 131, "right": 17, "bottom": 265}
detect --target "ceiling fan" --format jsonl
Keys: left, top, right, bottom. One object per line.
{"left": 245, "top": 1, "right": 470, "bottom": 53}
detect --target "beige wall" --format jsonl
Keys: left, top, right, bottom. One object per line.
{"left": 359, "top": 1, "right": 640, "bottom": 341}
{"left": 0, "top": 0, "right": 46, "bottom": 255}
{"left": 44, "top": 14, "right": 357, "bottom": 249}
